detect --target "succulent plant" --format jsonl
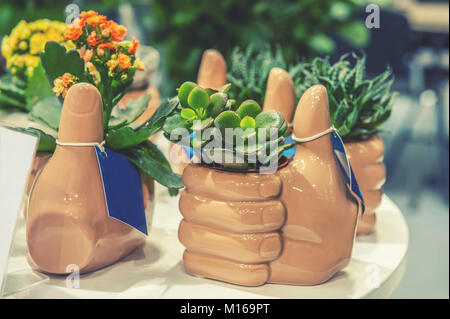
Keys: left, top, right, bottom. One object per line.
{"left": 227, "top": 43, "right": 286, "bottom": 106}
{"left": 289, "top": 53, "right": 397, "bottom": 140}
{"left": 163, "top": 81, "right": 291, "bottom": 170}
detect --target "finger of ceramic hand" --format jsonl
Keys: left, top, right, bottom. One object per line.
{"left": 179, "top": 220, "right": 282, "bottom": 263}
{"left": 263, "top": 67, "right": 296, "bottom": 123}
{"left": 182, "top": 165, "right": 282, "bottom": 201}
{"left": 197, "top": 49, "right": 227, "bottom": 90}
{"left": 292, "top": 84, "right": 330, "bottom": 139}
{"left": 179, "top": 190, "right": 285, "bottom": 233}
{"left": 183, "top": 250, "right": 269, "bottom": 286}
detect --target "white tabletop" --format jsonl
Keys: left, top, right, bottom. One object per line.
{"left": 3, "top": 186, "right": 408, "bottom": 299}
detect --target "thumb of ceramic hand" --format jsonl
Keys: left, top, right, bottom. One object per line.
{"left": 268, "top": 85, "right": 358, "bottom": 285}
{"left": 197, "top": 49, "right": 227, "bottom": 90}
{"left": 262, "top": 67, "right": 296, "bottom": 124}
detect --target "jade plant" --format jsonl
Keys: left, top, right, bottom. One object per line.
{"left": 289, "top": 53, "right": 397, "bottom": 140}
{"left": 163, "top": 81, "right": 291, "bottom": 170}
{"left": 227, "top": 43, "right": 286, "bottom": 106}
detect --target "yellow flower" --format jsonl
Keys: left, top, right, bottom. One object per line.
{"left": 2, "top": 19, "right": 69, "bottom": 79}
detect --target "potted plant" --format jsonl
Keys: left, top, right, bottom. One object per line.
{"left": 19, "top": 10, "right": 183, "bottom": 275}
{"left": 162, "top": 74, "right": 360, "bottom": 285}
{"left": 162, "top": 79, "right": 293, "bottom": 286}
{"left": 290, "top": 53, "right": 396, "bottom": 235}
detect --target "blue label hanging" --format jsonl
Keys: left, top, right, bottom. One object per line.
{"left": 95, "top": 146, "right": 148, "bottom": 235}
{"left": 330, "top": 131, "right": 366, "bottom": 215}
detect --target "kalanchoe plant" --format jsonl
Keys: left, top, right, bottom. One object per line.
{"left": 227, "top": 43, "right": 286, "bottom": 106}
{"left": 9, "top": 10, "right": 183, "bottom": 193}
{"left": 289, "top": 53, "right": 397, "bottom": 140}
{"left": 163, "top": 81, "right": 292, "bottom": 170}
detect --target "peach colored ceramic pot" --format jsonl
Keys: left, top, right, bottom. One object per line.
{"left": 179, "top": 164, "right": 285, "bottom": 287}
{"left": 27, "top": 83, "right": 154, "bottom": 275}
{"left": 178, "top": 85, "right": 359, "bottom": 286}
{"left": 345, "top": 134, "right": 386, "bottom": 235}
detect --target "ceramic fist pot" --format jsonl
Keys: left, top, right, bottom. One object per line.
{"left": 27, "top": 83, "right": 154, "bottom": 275}
{"left": 178, "top": 84, "right": 359, "bottom": 286}
{"left": 179, "top": 165, "right": 285, "bottom": 286}
{"left": 345, "top": 134, "right": 386, "bottom": 235}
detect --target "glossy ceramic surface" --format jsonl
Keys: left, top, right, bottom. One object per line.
{"left": 345, "top": 134, "right": 386, "bottom": 235}
{"left": 27, "top": 83, "right": 153, "bottom": 275}
{"left": 179, "top": 85, "right": 359, "bottom": 286}
{"left": 180, "top": 165, "right": 284, "bottom": 286}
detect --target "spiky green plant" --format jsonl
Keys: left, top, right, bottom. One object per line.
{"left": 227, "top": 44, "right": 286, "bottom": 107}
{"left": 289, "top": 53, "right": 397, "bottom": 140}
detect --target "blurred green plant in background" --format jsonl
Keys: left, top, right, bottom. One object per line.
{"left": 1, "top": 0, "right": 373, "bottom": 96}
{"left": 145, "top": 0, "right": 370, "bottom": 94}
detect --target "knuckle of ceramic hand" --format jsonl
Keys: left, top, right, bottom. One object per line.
{"left": 178, "top": 220, "right": 282, "bottom": 263}
{"left": 179, "top": 191, "right": 285, "bottom": 232}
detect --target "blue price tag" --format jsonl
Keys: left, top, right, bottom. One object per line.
{"left": 283, "top": 135, "right": 296, "bottom": 160}
{"left": 330, "top": 131, "right": 365, "bottom": 215}
{"left": 95, "top": 146, "right": 148, "bottom": 235}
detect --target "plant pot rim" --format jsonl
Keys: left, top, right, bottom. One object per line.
{"left": 193, "top": 156, "right": 289, "bottom": 174}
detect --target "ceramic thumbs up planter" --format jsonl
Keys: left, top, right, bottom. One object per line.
{"left": 27, "top": 83, "right": 153, "bottom": 275}
{"left": 269, "top": 85, "right": 359, "bottom": 285}
{"left": 345, "top": 135, "right": 386, "bottom": 235}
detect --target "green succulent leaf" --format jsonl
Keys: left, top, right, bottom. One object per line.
{"left": 208, "top": 92, "right": 228, "bottom": 117}
{"left": 187, "top": 86, "right": 209, "bottom": 110}
{"left": 236, "top": 100, "right": 261, "bottom": 119}
{"left": 25, "top": 63, "right": 54, "bottom": 111}
{"left": 214, "top": 110, "right": 241, "bottom": 134}
{"left": 255, "top": 110, "right": 285, "bottom": 138}
{"left": 240, "top": 116, "right": 256, "bottom": 130}
{"left": 180, "top": 108, "right": 197, "bottom": 120}
{"left": 290, "top": 53, "right": 396, "bottom": 139}
{"left": 177, "top": 81, "right": 197, "bottom": 108}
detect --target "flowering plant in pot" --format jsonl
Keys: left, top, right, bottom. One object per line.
{"left": 18, "top": 10, "right": 183, "bottom": 275}
{"left": 290, "top": 53, "right": 396, "bottom": 235}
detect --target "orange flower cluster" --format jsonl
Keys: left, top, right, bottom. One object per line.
{"left": 52, "top": 73, "right": 78, "bottom": 98}
{"left": 64, "top": 10, "right": 144, "bottom": 76}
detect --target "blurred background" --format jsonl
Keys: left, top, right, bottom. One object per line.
{"left": 0, "top": 0, "right": 448, "bottom": 298}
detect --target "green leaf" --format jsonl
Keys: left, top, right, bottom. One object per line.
{"left": 0, "top": 73, "right": 26, "bottom": 110}
{"left": 122, "top": 145, "right": 184, "bottom": 189}
{"left": 28, "top": 96, "right": 62, "bottom": 131}
{"left": 7, "top": 127, "right": 56, "bottom": 152}
{"left": 181, "top": 108, "right": 197, "bottom": 120}
{"left": 208, "top": 92, "right": 228, "bottom": 117}
{"left": 188, "top": 86, "right": 209, "bottom": 110}
{"left": 106, "top": 126, "right": 152, "bottom": 150}
{"left": 109, "top": 94, "right": 151, "bottom": 129}
{"left": 214, "top": 110, "right": 241, "bottom": 134}
{"left": 163, "top": 113, "right": 187, "bottom": 136}
{"left": 40, "top": 41, "right": 86, "bottom": 85}
{"left": 177, "top": 81, "right": 197, "bottom": 108}
{"left": 240, "top": 116, "right": 256, "bottom": 129}
{"left": 255, "top": 110, "right": 285, "bottom": 138}
{"left": 236, "top": 100, "right": 261, "bottom": 118}
{"left": 144, "top": 97, "right": 180, "bottom": 135}
{"left": 308, "top": 34, "right": 335, "bottom": 55}
{"left": 25, "top": 63, "right": 54, "bottom": 111}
